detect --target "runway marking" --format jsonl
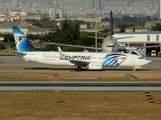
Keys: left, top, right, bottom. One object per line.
{"left": 130, "top": 74, "right": 137, "bottom": 80}
{"left": 39, "top": 74, "right": 54, "bottom": 79}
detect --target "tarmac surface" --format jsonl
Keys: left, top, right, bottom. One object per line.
{"left": 0, "top": 56, "right": 161, "bottom": 73}
{"left": 1, "top": 81, "right": 161, "bottom": 92}
{"left": 0, "top": 56, "right": 161, "bottom": 92}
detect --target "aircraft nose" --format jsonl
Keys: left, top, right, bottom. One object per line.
{"left": 144, "top": 59, "right": 152, "bottom": 65}
{"left": 148, "top": 60, "right": 152, "bottom": 64}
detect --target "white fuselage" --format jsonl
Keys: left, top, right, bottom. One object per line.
{"left": 20, "top": 51, "right": 150, "bottom": 68}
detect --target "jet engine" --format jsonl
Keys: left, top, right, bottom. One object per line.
{"left": 82, "top": 50, "right": 89, "bottom": 52}
{"left": 88, "top": 63, "right": 102, "bottom": 70}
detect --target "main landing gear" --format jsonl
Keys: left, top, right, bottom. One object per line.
{"left": 77, "top": 66, "right": 82, "bottom": 71}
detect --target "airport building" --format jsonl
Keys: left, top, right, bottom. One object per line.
{"left": 114, "top": 32, "right": 161, "bottom": 56}
{"left": 0, "top": 21, "right": 51, "bottom": 35}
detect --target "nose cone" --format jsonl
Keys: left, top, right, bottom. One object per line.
{"left": 143, "top": 58, "right": 152, "bottom": 65}
{"left": 101, "top": 36, "right": 118, "bottom": 52}
{"left": 102, "top": 41, "right": 115, "bottom": 52}
{"left": 102, "top": 46, "right": 113, "bottom": 52}
{"left": 144, "top": 56, "right": 152, "bottom": 64}
{"left": 148, "top": 59, "right": 152, "bottom": 64}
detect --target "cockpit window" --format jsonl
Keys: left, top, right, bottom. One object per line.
{"left": 130, "top": 49, "right": 150, "bottom": 61}
{"left": 106, "top": 45, "right": 114, "bottom": 47}
{"left": 130, "top": 49, "right": 144, "bottom": 59}
{"left": 131, "top": 51, "right": 138, "bottom": 55}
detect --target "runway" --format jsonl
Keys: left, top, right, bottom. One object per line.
{"left": 1, "top": 81, "right": 161, "bottom": 92}
{"left": 0, "top": 56, "right": 161, "bottom": 92}
{"left": 0, "top": 56, "right": 161, "bottom": 73}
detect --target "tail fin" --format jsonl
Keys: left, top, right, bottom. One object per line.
{"left": 109, "top": 11, "right": 114, "bottom": 36}
{"left": 12, "top": 26, "right": 42, "bottom": 52}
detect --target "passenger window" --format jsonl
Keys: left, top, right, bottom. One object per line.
{"left": 106, "top": 45, "right": 114, "bottom": 47}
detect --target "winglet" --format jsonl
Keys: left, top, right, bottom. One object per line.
{"left": 109, "top": 11, "right": 114, "bottom": 36}
{"left": 58, "top": 46, "right": 65, "bottom": 60}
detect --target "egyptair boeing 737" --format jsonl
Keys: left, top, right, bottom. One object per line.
{"left": 12, "top": 26, "right": 151, "bottom": 71}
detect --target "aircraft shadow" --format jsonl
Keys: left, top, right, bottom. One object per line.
{"left": 24, "top": 67, "right": 153, "bottom": 72}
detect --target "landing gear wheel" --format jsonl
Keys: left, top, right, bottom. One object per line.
{"left": 77, "top": 66, "right": 82, "bottom": 71}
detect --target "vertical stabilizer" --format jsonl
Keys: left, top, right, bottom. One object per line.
{"left": 109, "top": 11, "right": 114, "bottom": 36}
{"left": 12, "top": 26, "right": 41, "bottom": 52}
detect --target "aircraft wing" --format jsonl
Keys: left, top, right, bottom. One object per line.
{"left": 11, "top": 49, "right": 27, "bottom": 55}
{"left": 44, "top": 42, "right": 102, "bottom": 50}
{"left": 87, "top": 36, "right": 134, "bottom": 40}
{"left": 136, "top": 45, "right": 161, "bottom": 48}
{"left": 124, "top": 45, "right": 161, "bottom": 50}
{"left": 87, "top": 36, "right": 105, "bottom": 40}
{"left": 116, "top": 36, "right": 134, "bottom": 39}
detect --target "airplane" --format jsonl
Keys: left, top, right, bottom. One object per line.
{"left": 43, "top": 11, "right": 134, "bottom": 53}
{"left": 12, "top": 26, "right": 151, "bottom": 71}
{"left": 43, "top": 11, "right": 161, "bottom": 53}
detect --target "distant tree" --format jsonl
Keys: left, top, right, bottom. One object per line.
{"left": 0, "top": 43, "right": 6, "bottom": 49}
{"left": 9, "top": 42, "right": 16, "bottom": 48}
{"left": 151, "top": 23, "right": 161, "bottom": 31}
{"left": 78, "top": 32, "right": 95, "bottom": 46}
{"left": 62, "top": 20, "right": 70, "bottom": 31}
{"left": 73, "top": 22, "right": 80, "bottom": 40}
{"left": 118, "top": 23, "right": 126, "bottom": 32}
{"left": 133, "top": 26, "right": 135, "bottom": 32}
{"left": 42, "top": 18, "right": 50, "bottom": 22}
{"left": 42, "top": 44, "right": 57, "bottom": 51}
{"left": 2, "top": 34, "right": 14, "bottom": 42}
{"left": 43, "top": 20, "right": 81, "bottom": 45}
{"left": 101, "top": 17, "right": 110, "bottom": 22}
{"left": 145, "top": 16, "right": 152, "bottom": 21}
{"left": 99, "top": 29, "right": 109, "bottom": 34}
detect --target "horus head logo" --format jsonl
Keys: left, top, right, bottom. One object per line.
{"left": 103, "top": 54, "right": 127, "bottom": 67}
{"left": 14, "top": 35, "right": 26, "bottom": 44}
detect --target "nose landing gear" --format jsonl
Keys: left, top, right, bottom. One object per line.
{"left": 77, "top": 66, "right": 82, "bottom": 71}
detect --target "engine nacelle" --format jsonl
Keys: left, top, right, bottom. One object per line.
{"left": 82, "top": 50, "right": 89, "bottom": 52}
{"left": 88, "top": 63, "right": 102, "bottom": 70}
